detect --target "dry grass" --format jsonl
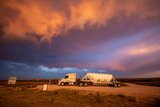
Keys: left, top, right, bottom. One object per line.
{"left": 0, "top": 86, "right": 159, "bottom": 107}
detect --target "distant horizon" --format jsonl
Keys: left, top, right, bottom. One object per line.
{"left": 1, "top": 73, "right": 160, "bottom": 80}
{"left": 1, "top": 77, "right": 160, "bottom": 80}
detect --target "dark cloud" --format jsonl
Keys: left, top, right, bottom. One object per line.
{"left": 0, "top": 0, "right": 160, "bottom": 79}
{"left": 0, "top": 60, "right": 113, "bottom": 79}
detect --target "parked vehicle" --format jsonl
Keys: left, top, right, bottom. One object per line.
{"left": 58, "top": 73, "right": 120, "bottom": 87}
{"left": 58, "top": 73, "right": 77, "bottom": 86}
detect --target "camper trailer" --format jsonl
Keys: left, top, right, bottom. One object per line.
{"left": 58, "top": 73, "right": 120, "bottom": 87}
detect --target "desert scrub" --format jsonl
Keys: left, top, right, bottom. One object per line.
{"left": 0, "top": 87, "right": 159, "bottom": 107}
{"left": 38, "top": 89, "right": 137, "bottom": 107}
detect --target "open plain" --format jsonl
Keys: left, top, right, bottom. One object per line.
{"left": 39, "top": 83, "right": 160, "bottom": 98}
{"left": 0, "top": 82, "right": 159, "bottom": 107}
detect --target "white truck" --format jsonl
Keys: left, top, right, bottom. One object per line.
{"left": 58, "top": 73, "right": 120, "bottom": 87}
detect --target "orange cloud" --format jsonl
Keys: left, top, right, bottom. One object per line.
{"left": 1, "top": 0, "right": 65, "bottom": 42}
{"left": 66, "top": 0, "right": 115, "bottom": 30}
{"left": 0, "top": 0, "right": 159, "bottom": 42}
{"left": 120, "top": 43, "right": 160, "bottom": 56}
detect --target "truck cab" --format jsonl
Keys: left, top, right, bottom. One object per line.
{"left": 58, "top": 73, "right": 77, "bottom": 86}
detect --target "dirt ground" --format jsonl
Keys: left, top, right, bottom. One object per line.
{"left": 0, "top": 83, "right": 160, "bottom": 107}
{"left": 37, "top": 83, "right": 160, "bottom": 99}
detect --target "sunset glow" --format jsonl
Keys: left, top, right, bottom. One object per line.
{"left": 0, "top": 0, "right": 160, "bottom": 79}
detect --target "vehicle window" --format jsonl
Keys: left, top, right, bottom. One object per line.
{"left": 65, "top": 75, "right": 68, "bottom": 78}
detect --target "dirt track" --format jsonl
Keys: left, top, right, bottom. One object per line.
{"left": 37, "top": 83, "right": 160, "bottom": 98}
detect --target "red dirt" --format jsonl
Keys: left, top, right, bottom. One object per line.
{"left": 37, "top": 83, "right": 160, "bottom": 99}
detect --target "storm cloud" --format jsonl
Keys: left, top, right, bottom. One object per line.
{"left": 0, "top": 0, "right": 160, "bottom": 79}
{"left": 0, "top": 0, "right": 160, "bottom": 42}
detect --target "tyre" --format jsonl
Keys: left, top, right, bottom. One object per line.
{"left": 114, "top": 84, "right": 117, "bottom": 87}
{"left": 61, "top": 82, "right": 65, "bottom": 86}
{"left": 117, "top": 84, "right": 121, "bottom": 87}
{"left": 79, "top": 82, "right": 83, "bottom": 86}
{"left": 84, "top": 83, "right": 88, "bottom": 87}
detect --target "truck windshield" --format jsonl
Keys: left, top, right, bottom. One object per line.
{"left": 65, "top": 75, "right": 68, "bottom": 78}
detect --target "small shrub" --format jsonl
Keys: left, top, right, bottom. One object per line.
{"left": 154, "top": 98, "right": 160, "bottom": 107}
{"left": 54, "top": 91, "right": 58, "bottom": 94}
{"left": 117, "top": 94, "right": 126, "bottom": 98}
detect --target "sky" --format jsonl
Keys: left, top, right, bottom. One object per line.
{"left": 0, "top": 0, "right": 160, "bottom": 79}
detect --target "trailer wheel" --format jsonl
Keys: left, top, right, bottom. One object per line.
{"left": 79, "top": 82, "right": 83, "bottom": 86}
{"left": 114, "top": 84, "right": 117, "bottom": 87}
{"left": 84, "top": 83, "right": 88, "bottom": 87}
{"left": 117, "top": 84, "right": 120, "bottom": 87}
{"left": 61, "top": 82, "right": 65, "bottom": 86}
